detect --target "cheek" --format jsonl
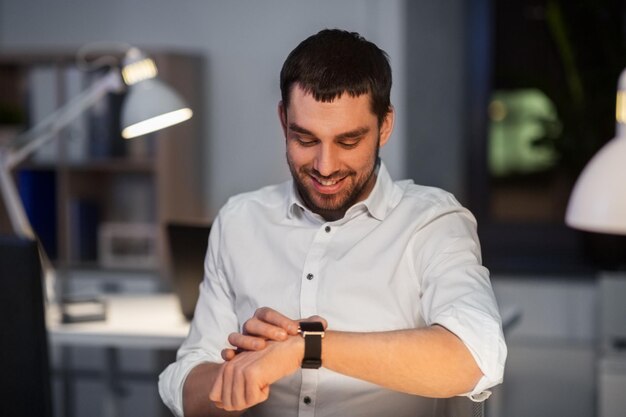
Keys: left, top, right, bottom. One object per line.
{"left": 286, "top": 145, "right": 311, "bottom": 168}
{"left": 348, "top": 145, "right": 378, "bottom": 170}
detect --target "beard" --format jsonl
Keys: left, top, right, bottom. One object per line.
{"left": 287, "top": 146, "right": 380, "bottom": 221}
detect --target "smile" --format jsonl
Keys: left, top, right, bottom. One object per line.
{"left": 310, "top": 175, "right": 346, "bottom": 194}
{"left": 318, "top": 178, "right": 339, "bottom": 186}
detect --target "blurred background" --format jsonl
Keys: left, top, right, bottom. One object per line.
{"left": 1, "top": 1, "right": 625, "bottom": 416}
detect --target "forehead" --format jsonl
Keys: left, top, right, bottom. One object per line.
{"left": 286, "top": 85, "right": 377, "bottom": 127}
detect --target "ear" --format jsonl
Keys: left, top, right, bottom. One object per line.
{"left": 378, "top": 105, "right": 395, "bottom": 148}
{"left": 278, "top": 101, "right": 288, "bottom": 138}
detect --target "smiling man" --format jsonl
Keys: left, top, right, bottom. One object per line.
{"left": 283, "top": 85, "right": 391, "bottom": 221}
{"left": 159, "top": 29, "right": 507, "bottom": 417}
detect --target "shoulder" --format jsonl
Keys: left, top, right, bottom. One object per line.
{"left": 393, "top": 181, "right": 476, "bottom": 225}
{"left": 217, "top": 181, "right": 290, "bottom": 224}
{"left": 397, "top": 181, "right": 463, "bottom": 210}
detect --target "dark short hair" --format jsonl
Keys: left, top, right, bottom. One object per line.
{"left": 280, "top": 29, "right": 392, "bottom": 125}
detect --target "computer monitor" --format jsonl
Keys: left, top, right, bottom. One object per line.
{"left": 166, "top": 222, "right": 211, "bottom": 321}
{"left": 0, "top": 235, "right": 52, "bottom": 417}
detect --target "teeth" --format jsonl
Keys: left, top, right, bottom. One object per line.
{"left": 319, "top": 179, "right": 338, "bottom": 186}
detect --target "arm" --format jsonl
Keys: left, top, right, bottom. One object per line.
{"left": 183, "top": 363, "right": 244, "bottom": 417}
{"left": 220, "top": 309, "right": 482, "bottom": 400}
{"left": 180, "top": 308, "right": 313, "bottom": 415}
{"left": 209, "top": 334, "right": 305, "bottom": 411}
{"left": 321, "top": 325, "right": 482, "bottom": 397}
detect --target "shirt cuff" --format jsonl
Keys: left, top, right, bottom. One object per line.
{"left": 158, "top": 355, "right": 215, "bottom": 417}
{"left": 433, "top": 307, "right": 506, "bottom": 401}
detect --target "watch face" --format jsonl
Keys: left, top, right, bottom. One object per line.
{"left": 299, "top": 321, "right": 324, "bottom": 333}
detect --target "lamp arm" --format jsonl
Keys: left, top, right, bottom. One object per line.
{"left": 0, "top": 69, "right": 124, "bottom": 303}
{"left": 5, "top": 69, "right": 124, "bottom": 169}
{"left": 0, "top": 164, "right": 36, "bottom": 239}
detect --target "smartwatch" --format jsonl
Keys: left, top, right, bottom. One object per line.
{"left": 298, "top": 321, "right": 325, "bottom": 369}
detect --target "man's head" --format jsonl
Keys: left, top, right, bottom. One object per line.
{"left": 280, "top": 29, "right": 392, "bottom": 126}
{"left": 278, "top": 29, "right": 394, "bottom": 221}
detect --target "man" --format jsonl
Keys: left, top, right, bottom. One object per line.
{"left": 159, "top": 29, "right": 506, "bottom": 417}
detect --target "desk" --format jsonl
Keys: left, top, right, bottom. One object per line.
{"left": 47, "top": 294, "right": 190, "bottom": 417}
{"left": 47, "top": 294, "right": 190, "bottom": 348}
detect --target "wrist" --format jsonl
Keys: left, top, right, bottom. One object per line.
{"left": 285, "top": 334, "right": 305, "bottom": 370}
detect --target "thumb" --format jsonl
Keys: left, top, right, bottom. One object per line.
{"left": 303, "top": 315, "right": 328, "bottom": 330}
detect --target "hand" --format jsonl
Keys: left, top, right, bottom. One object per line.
{"left": 210, "top": 336, "right": 303, "bottom": 411}
{"left": 222, "top": 307, "right": 327, "bottom": 360}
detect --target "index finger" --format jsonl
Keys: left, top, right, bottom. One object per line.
{"left": 209, "top": 364, "right": 225, "bottom": 406}
{"left": 254, "top": 307, "right": 299, "bottom": 335}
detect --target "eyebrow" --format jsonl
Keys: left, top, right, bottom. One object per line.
{"left": 288, "top": 123, "right": 370, "bottom": 140}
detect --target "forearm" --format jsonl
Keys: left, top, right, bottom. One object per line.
{"left": 321, "top": 325, "right": 482, "bottom": 398}
{"left": 183, "top": 362, "right": 243, "bottom": 417}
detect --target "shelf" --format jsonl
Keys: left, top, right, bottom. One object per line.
{"left": 18, "top": 158, "right": 155, "bottom": 173}
{"left": 1, "top": 50, "right": 204, "bottom": 286}
{"left": 63, "top": 158, "right": 155, "bottom": 173}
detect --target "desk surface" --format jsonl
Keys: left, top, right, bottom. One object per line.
{"left": 47, "top": 294, "right": 190, "bottom": 349}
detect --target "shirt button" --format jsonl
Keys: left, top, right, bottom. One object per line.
{"left": 325, "top": 225, "right": 331, "bottom": 233}
{"left": 306, "top": 273, "right": 314, "bottom": 280}
{"left": 303, "top": 396, "right": 312, "bottom": 405}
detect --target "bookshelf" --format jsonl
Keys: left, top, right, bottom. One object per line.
{"left": 0, "top": 50, "right": 204, "bottom": 283}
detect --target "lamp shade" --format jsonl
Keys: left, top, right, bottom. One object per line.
{"left": 566, "top": 67, "right": 626, "bottom": 235}
{"left": 121, "top": 78, "right": 192, "bottom": 139}
{"left": 565, "top": 135, "right": 626, "bottom": 234}
{"left": 119, "top": 48, "right": 192, "bottom": 139}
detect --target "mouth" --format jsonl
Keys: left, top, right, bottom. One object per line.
{"left": 310, "top": 174, "right": 346, "bottom": 194}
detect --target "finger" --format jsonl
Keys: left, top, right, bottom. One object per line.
{"left": 231, "top": 363, "right": 247, "bottom": 409}
{"left": 243, "top": 318, "right": 289, "bottom": 340}
{"left": 208, "top": 365, "right": 224, "bottom": 406}
{"left": 304, "top": 315, "right": 328, "bottom": 329}
{"left": 254, "top": 307, "right": 300, "bottom": 335}
{"left": 228, "top": 332, "right": 267, "bottom": 351}
{"left": 221, "top": 361, "right": 234, "bottom": 411}
{"left": 221, "top": 348, "right": 237, "bottom": 361}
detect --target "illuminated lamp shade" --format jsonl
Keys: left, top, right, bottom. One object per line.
{"left": 565, "top": 69, "right": 626, "bottom": 235}
{"left": 120, "top": 48, "right": 192, "bottom": 139}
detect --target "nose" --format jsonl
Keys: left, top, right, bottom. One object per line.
{"left": 313, "top": 144, "right": 339, "bottom": 177}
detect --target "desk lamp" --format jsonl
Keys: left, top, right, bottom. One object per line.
{"left": 565, "top": 68, "right": 626, "bottom": 235}
{"left": 0, "top": 46, "right": 193, "bottom": 306}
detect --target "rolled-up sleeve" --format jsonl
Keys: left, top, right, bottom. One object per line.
{"left": 414, "top": 206, "right": 507, "bottom": 401}
{"left": 158, "top": 213, "right": 240, "bottom": 416}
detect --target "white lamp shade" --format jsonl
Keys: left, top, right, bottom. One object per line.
{"left": 565, "top": 136, "right": 626, "bottom": 234}
{"left": 121, "top": 78, "right": 192, "bottom": 139}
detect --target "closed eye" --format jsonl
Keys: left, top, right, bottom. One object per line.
{"left": 337, "top": 138, "right": 361, "bottom": 149}
{"left": 293, "top": 135, "right": 318, "bottom": 147}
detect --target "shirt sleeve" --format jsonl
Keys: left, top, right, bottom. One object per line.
{"left": 158, "top": 213, "right": 240, "bottom": 416}
{"left": 413, "top": 203, "right": 507, "bottom": 401}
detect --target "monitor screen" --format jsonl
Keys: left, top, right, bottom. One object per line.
{"left": 0, "top": 235, "right": 52, "bottom": 417}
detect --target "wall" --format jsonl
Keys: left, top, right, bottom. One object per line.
{"left": 0, "top": 0, "right": 408, "bottom": 216}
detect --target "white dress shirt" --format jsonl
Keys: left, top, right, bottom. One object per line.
{"left": 159, "top": 162, "right": 507, "bottom": 417}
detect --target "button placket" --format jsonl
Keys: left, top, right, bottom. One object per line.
{"left": 299, "top": 225, "right": 333, "bottom": 319}
{"left": 298, "top": 370, "right": 319, "bottom": 417}
{"left": 297, "top": 225, "right": 332, "bottom": 417}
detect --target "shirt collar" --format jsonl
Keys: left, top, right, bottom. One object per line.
{"left": 286, "top": 160, "right": 397, "bottom": 222}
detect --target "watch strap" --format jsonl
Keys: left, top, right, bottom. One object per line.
{"left": 299, "top": 321, "right": 324, "bottom": 369}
